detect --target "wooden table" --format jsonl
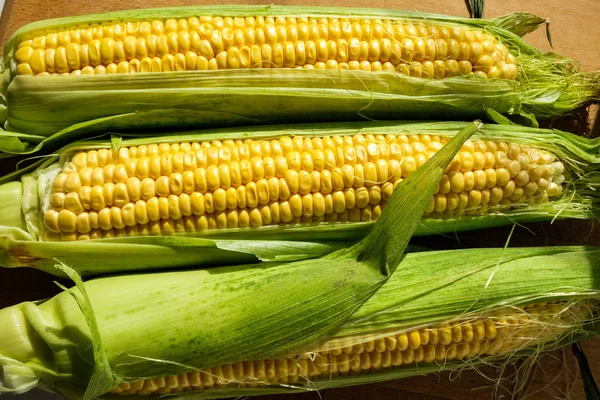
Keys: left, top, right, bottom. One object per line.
{"left": 0, "top": 0, "right": 599, "bottom": 399}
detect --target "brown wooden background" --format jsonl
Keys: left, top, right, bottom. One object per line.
{"left": 0, "top": 0, "right": 599, "bottom": 399}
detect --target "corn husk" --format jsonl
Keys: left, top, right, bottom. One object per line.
{"left": 1, "top": 243, "right": 599, "bottom": 399}
{"left": 108, "top": 246, "right": 600, "bottom": 400}
{"left": 1, "top": 121, "right": 598, "bottom": 277}
{"left": 0, "top": 5, "right": 598, "bottom": 155}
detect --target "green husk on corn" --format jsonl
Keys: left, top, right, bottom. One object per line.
{"left": 1, "top": 122, "right": 599, "bottom": 399}
{"left": 2, "top": 246, "right": 599, "bottom": 399}
{"left": 0, "top": 5, "right": 598, "bottom": 155}
{"left": 2, "top": 242, "right": 600, "bottom": 397}
{"left": 1, "top": 120, "right": 599, "bottom": 276}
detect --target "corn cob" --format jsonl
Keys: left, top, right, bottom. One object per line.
{"left": 14, "top": 16, "right": 516, "bottom": 79}
{"left": 1, "top": 6, "right": 598, "bottom": 148}
{"left": 1, "top": 245, "right": 598, "bottom": 399}
{"left": 43, "top": 132, "right": 563, "bottom": 241}
{"left": 1, "top": 121, "right": 598, "bottom": 276}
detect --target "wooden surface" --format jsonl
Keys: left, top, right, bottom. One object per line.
{"left": 0, "top": 0, "right": 599, "bottom": 399}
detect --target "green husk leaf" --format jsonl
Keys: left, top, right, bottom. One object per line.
{"left": 212, "top": 239, "right": 344, "bottom": 262}
{"left": 107, "top": 246, "right": 600, "bottom": 400}
{"left": 4, "top": 70, "right": 519, "bottom": 138}
{"left": 491, "top": 12, "right": 546, "bottom": 37}
{"left": 0, "top": 234, "right": 348, "bottom": 276}
{"left": 510, "top": 111, "right": 539, "bottom": 128}
{"left": 485, "top": 108, "right": 516, "bottom": 125}
{"left": 109, "top": 245, "right": 600, "bottom": 399}
{"left": 0, "top": 109, "right": 266, "bottom": 156}
{"left": 484, "top": 109, "right": 540, "bottom": 128}
{"left": 337, "top": 246, "right": 600, "bottom": 336}
{"left": 349, "top": 121, "right": 481, "bottom": 274}
{"left": 0, "top": 259, "right": 391, "bottom": 394}
{"left": 0, "top": 356, "right": 39, "bottom": 394}
{"left": 53, "top": 262, "right": 119, "bottom": 400}
{"left": 2, "top": 244, "right": 599, "bottom": 398}
{"left": 109, "top": 135, "right": 122, "bottom": 152}
{"left": 545, "top": 19, "right": 554, "bottom": 48}
{"left": 0, "top": 181, "right": 25, "bottom": 232}
{"left": 0, "top": 135, "right": 29, "bottom": 152}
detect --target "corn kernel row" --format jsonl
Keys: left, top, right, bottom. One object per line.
{"left": 45, "top": 186, "right": 553, "bottom": 241}
{"left": 63, "top": 134, "right": 532, "bottom": 165}
{"left": 21, "top": 56, "right": 515, "bottom": 79}
{"left": 44, "top": 204, "right": 386, "bottom": 241}
{"left": 69, "top": 137, "right": 556, "bottom": 170}
{"left": 56, "top": 139, "right": 561, "bottom": 187}
{"left": 52, "top": 154, "right": 560, "bottom": 197}
{"left": 22, "top": 17, "right": 499, "bottom": 44}
{"left": 46, "top": 172, "right": 557, "bottom": 233}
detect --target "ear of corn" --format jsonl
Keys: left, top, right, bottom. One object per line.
{"left": 112, "top": 299, "right": 595, "bottom": 397}
{"left": 0, "top": 5, "right": 598, "bottom": 155}
{"left": 12, "top": 14, "right": 518, "bottom": 78}
{"left": 1, "top": 243, "right": 598, "bottom": 398}
{"left": 1, "top": 121, "right": 598, "bottom": 276}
